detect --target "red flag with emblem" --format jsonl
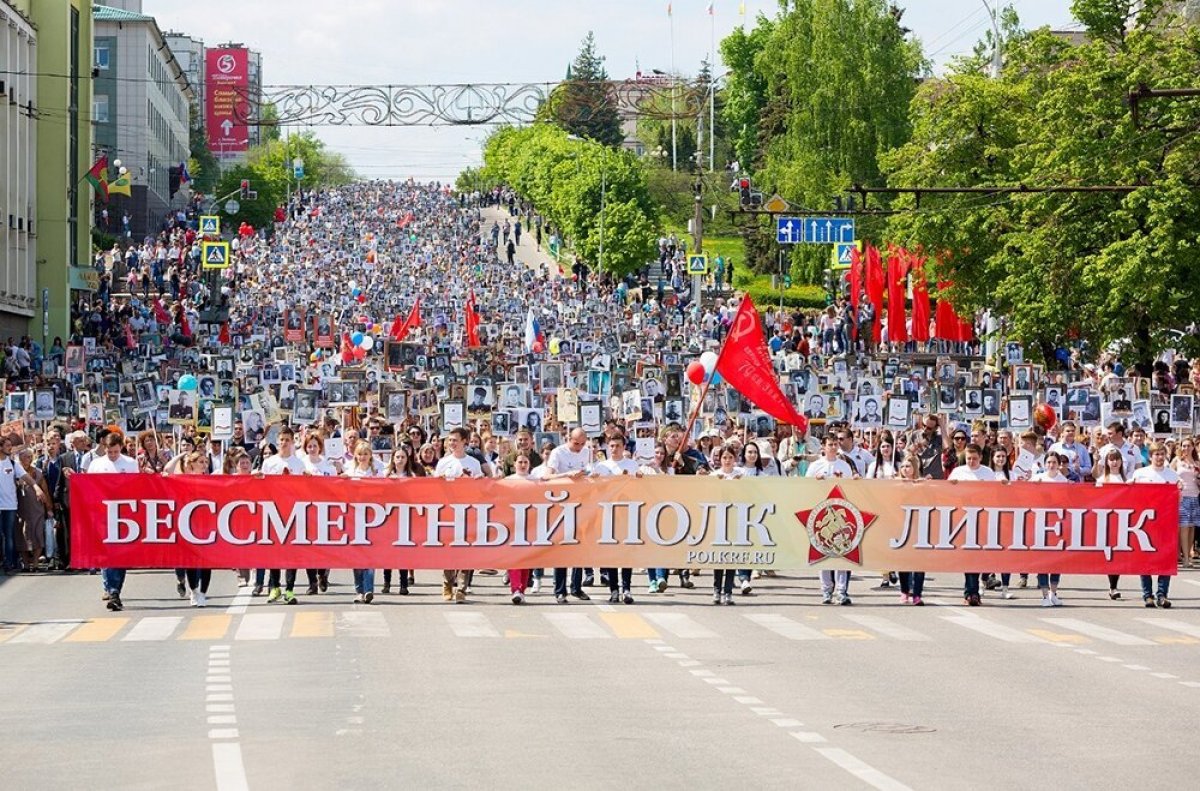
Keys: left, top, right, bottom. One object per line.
{"left": 153, "top": 299, "right": 170, "bottom": 325}
{"left": 715, "top": 295, "right": 808, "bottom": 430}
{"left": 219, "top": 322, "right": 231, "bottom": 345}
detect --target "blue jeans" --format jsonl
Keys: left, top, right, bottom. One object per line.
{"left": 1140, "top": 575, "right": 1170, "bottom": 599}
{"left": 101, "top": 568, "right": 127, "bottom": 595}
{"left": 353, "top": 569, "right": 375, "bottom": 594}
{"left": 1036, "top": 573, "right": 1061, "bottom": 589}
{"left": 713, "top": 569, "right": 736, "bottom": 595}
{"left": 646, "top": 568, "right": 667, "bottom": 584}
{"left": 0, "top": 510, "right": 16, "bottom": 570}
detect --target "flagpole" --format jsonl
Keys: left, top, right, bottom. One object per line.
{"left": 710, "top": 4, "right": 716, "bottom": 172}
{"left": 670, "top": 4, "right": 677, "bottom": 172}
{"left": 678, "top": 304, "right": 741, "bottom": 457}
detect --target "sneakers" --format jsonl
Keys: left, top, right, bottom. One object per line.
{"left": 381, "top": 584, "right": 391, "bottom": 595}
{"left": 442, "top": 583, "right": 453, "bottom": 602}
{"left": 648, "top": 583, "right": 659, "bottom": 594}
{"left": 529, "top": 578, "right": 541, "bottom": 594}
{"left": 1002, "top": 586, "right": 1015, "bottom": 600}
{"left": 190, "top": 590, "right": 199, "bottom": 607}
{"left": 106, "top": 594, "right": 123, "bottom": 612}
{"left": 177, "top": 581, "right": 187, "bottom": 599}
{"left": 712, "top": 591, "right": 722, "bottom": 605}
{"left": 582, "top": 573, "right": 595, "bottom": 587}
{"left": 398, "top": 584, "right": 409, "bottom": 596}
{"left": 965, "top": 594, "right": 982, "bottom": 606}
{"left": 267, "top": 587, "right": 282, "bottom": 603}
{"left": 1049, "top": 593, "right": 1062, "bottom": 607}
{"left": 306, "top": 584, "right": 319, "bottom": 596}
{"left": 251, "top": 585, "right": 263, "bottom": 597}
{"left": 740, "top": 579, "right": 753, "bottom": 595}
{"left": 353, "top": 594, "right": 366, "bottom": 604}
{"left": 722, "top": 593, "right": 735, "bottom": 606}
{"left": 570, "top": 590, "right": 590, "bottom": 601}
{"left": 501, "top": 572, "right": 509, "bottom": 586}
{"left": 195, "top": 591, "right": 207, "bottom": 608}
{"left": 1040, "top": 595, "right": 1055, "bottom": 607}
{"left": 1108, "top": 589, "right": 1121, "bottom": 600}
{"left": 283, "top": 590, "right": 297, "bottom": 605}
{"left": 838, "top": 594, "right": 853, "bottom": 606}
{"left": 899, "top": 593, "right": 911, "bottom": 604}
{"left": 453, "top": 590, "right": 466, "bottom": 604}
{"left": 1144, "top": 595, "right": 1157, "bottom": 608}
{"left": 622, "top": 590, "right": 635, "bottom": 605}
{"left": 1157, "top": 595, "right": 1172, "bottom": 609}
{"left": 680, "top": 578, "right": 695, "bottom": 590}
{"left": 821, "top": 592, "right": 833, "bottom": 605}
{"left": 511, "top": 591, "right": 525, "bottom": 605}
{"left": 555, "top": 593, "right": 567, "bottom": 604}
{"left": 912, "top": 595, "right": 924, "bottom": 606}
{"left": 1018, "top": 575, "right": 1028, "bottom": 588}
{"left": 657, "top": 578, "right": 668, "bottom": 593}
{"left": 984, "top": 575, "right": 1001, "bottom": 591}
{"left": 364, "top": 592, "right": 374, "bottom": 604}
{"left": 608, "top": 591, "right": 621, "bottom": 604}
{"left": 318, "top": 575, "right": 329, "bottom": 593}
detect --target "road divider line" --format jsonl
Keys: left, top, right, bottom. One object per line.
{"left": 211, "top": 743, "right": 249, "bottom": 791}
{"left": 814, "top": 747, "right": 914, "bottom": 791}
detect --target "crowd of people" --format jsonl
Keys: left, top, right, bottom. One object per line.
{"left": 0, "top": 179, "right": 1193, "bottom": 614}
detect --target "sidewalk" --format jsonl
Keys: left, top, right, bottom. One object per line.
{"left": 480, "top": 205, "right": 566, "bottom": 279}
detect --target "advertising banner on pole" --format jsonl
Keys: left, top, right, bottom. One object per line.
{"left": 205, "top": 47, "right": 249, "bottom": 158}
{"left": 71, "top": 476, "right": 1179, "bottom": 574}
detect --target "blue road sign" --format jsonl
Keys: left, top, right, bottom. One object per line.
{"left": 777, "top": 216, "right": 857, "bottom": 245}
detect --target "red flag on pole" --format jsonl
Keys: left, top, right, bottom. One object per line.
{"left": 910, "top": 256, "right": 931, "bottom": 342}
{"left": 848, "top": 245, "right": 862, "bottom": 340}
{"left": 934, "top": 281, "right": 956, "bottom": 341}
{"left": 390, "top": 298, "right": 421, "bottom": 342}
{"left": 180, "top": 310, "right": 192, "bottom": 339}
{"left": 887, "top": 246, "right": 908, "bottom": 343}
{"left": 715, "top": 295, "right": 808, "bottom": 431}
{"left": 219, "top": 322, "right": 231, "bottom": 345}
{"left": 865, "top": 244, "right": 885, "bottom": 344}
{"left": 464, "top": 291, "right": 481, "bottom": 349}
{"left": 124, "top": 321, "right": 136, "bottom": 350}
{"left": 153, "top": 299, "right": 170, "bottom": 325}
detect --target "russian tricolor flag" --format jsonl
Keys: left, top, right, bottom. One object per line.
{"left": 524, "top": 307, "right": 544, "bottom": 352}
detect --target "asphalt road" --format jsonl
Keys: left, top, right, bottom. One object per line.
{"left": 2, "top": 568, "right": 1198, "bottom": 790}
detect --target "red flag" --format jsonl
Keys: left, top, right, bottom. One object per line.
{"left": 464, "top": 291, "right": 481, "bottom": 349}
{"left": 957, "top": 311, "right": 975, "bottom": 344}
{"left": 153, "top": 299, "right": 171, "bottom": 325}
{"left": 715, "top": 295, "right": 808, "bottom": 431}
{"left": 180, "top": 310, "right": 192, "bottom": 339}
{"left": 124, "top": 321, "right": 136, "bottom": 350}
{"left": 219, "top": 322, "right": 231, "bottom": 345}
{"left": 390, "top": 299, "right": 421, "bottom": 342}
{"left": 865, "top": 244, "right": 885, "bottom": 344}
{"left": 934, "top": 281, "right": 956, "bottom": 341}
{"left": 910, "top": 256, "right": 931, "bottom": 342}
{"left": 887, "top": 246, "right": 908, "bottom": 343}
{"left": 848, "top": 245, "right": 862, "bottom": 340}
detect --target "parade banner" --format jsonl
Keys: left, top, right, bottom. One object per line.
{"left": 70, "top": 475, "right": 1179, "bottom": 573}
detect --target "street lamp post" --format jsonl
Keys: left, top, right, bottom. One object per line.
{"left": 980, "top": 0, "right": 1002, "bottom": 79}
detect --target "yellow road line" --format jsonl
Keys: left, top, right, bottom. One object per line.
{"left": 180, "top": 615, "right": 232, "bottom": 641}
{"left": 600, "top": 612, "right": 660, "bottom": 639}
{"left": 0, "top": 623, "right": 29, "bottom": 643}
{"left": 822, "top": 628, "right": 874, "bottom": 640}
{"left": 1028, "top": 629, "right": 1089, "bottom": 645}
{"left": 1154, "top": 635, "right": 1200, "bottom": 645}
{"left": 62, "top": 618, "right": 129, "bottom": 643}
{"left": 291, "top": 611, "right": 334, "bottom": 638}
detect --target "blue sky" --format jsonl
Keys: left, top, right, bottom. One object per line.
{"left": 146, "top": 0, "right": 1079, "bottom": 181}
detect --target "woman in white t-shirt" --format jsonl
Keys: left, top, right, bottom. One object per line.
{"left": 1170, "top": 437, "right": 1199, "bottom": 569}
{"left": 342, "top": 441, "right": 382, "bottom": 603}
{"left": 300, "top": 432, "right": 338, "bottom": 595}
{"left": 1095, "top": 448, "right": 1127, "bottom": 600}
{"left": 1031, "top": 452, "right": 1070, "bottom": 606}
{"left": 1130, "top": 442, "right": 1180, "bottom": 608}
{"left": 710, "top": 444, "right": 741, "bottom": 605}
{"left": 866, "top": 431, "right": 898, "bottom": 479}
{"left": 381, "top": 445, "right": 423, "bottom": 596}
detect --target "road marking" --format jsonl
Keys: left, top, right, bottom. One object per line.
{"left": 1096, "top": 656, "right": 1123, "bottom": 663}
{"left": 744, "top": 613, "right": 830, "bottom": 640}
{"left": 790, "top": 731, "right": 827, "bottom": 743}
{"left": 444, "top": 612, "right": 500, "bottom": 638}
{"left": 717, "top": 687, "right": 748, "bottom": 694}
{"left": 208, "top": 693, "right": 234, "bottom": 702}
{"left": 0, "top": 623, "right": 25, "bottom": 643}
{"left": 545, "top": 612, "right": 610, "bottom": 639}
{"left": 9, "top": 620, "right": 84, "bottom": 644}
{"left": 291, "top": 611, "right": 334, "bottom": 638}
{"left": 1138, "top": 617, "right": 1200, "bottom": 640}
{"left": 1151, "top": 672, "right": 1179, "bottom": 679}
{"left": 211, "top": 743, "right": 249, "bottom": 791}
{"left": 208, "top": 715, "right": 237, "bottom": 725}
{"left": 822, "top": 628, "right": 874, "bottom": 640}
{"left": 734, "top": 696, "right": 765, "bottom": 705}
{"left": 209, "top": 728, "right": 240, "bottom": 740}
{"left": 815, "top": 747, "right": 914, "bottom": 791}
{"left": 838, "top": 614, "right": 931, "bottom": 641}
{"left": 1154, "top": 635, "right": 1200, "bottom": 645}
{"left": 63, "top": 618, "right": 129, "bottom": 643}
{"left": 234, "top": 613, "right": 285, "bottom": 641}
{"left": 678, "top": 659, "right": 701, "bottom": 667}
{"left": 770, "top": 718, "right": 805, "bottom": 727}
{"left": 702, "top": 678, "right": 731, "bottom": 685}
{"left": 941, "top": 615, "right": 1041, "bottom": 643}
{"left": 1180, "top": 681, "right": 1200, "bottom": 688}
{"left": 337, "top": 611, "right": 390, "bottom": 638}
{"left": 122, "top": 616, "right": 182, "bottom": 642}
{"left": 1027, "top": 629, "right": 1089, "bottom": 645}
{"left": 642, "top": 612, "right": 718, "bottom": 638}
{"left": 180, "top": 615, "right": 232, "bottom": 641}
{"left": 664, "top": 652, "right": 689, "bottom": 659}
{"left": 1041, "top": 618, "right": 1154, "bottom": 646}
{"left": 207, "top": 704, "right": 236, "bottom": 713}
{"left": 1123, "top": 664, "right": 1151, "bottom": 671}
{"left": 599, "top": 612, "right": 659, "bottom": 639}
{"left": 224, "top": 586, "right": 253, "bottom": 616}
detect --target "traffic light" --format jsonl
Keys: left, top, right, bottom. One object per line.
{"left": 738, "top": 177, "right": 751, "bottom": 207}
{"left": 240, "top": 179, "right": 250, "bottom": 199}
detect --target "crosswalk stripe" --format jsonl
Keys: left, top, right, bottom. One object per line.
{"left": 336, "top": 611, "right": 390, "bottom": 638}
{"left": 0, "top": 623, "right": 25, "bottom": 643}
{"left": 941, "top": 615, "right": 1041, "bottom": 643}
{"left": 63, "top": 618, "right": 129, "bottom": 643}
{"left": 1041, "top": 618, "right": 1155, "bottom": 646}
{"left": 291, "top": 611, "right": 334, "bottom": 638}
{"left": 122, "top": 616, "right": 183, "bottom": 642}
{"left": 643, "top": 612, "right": 719, "bottom": 638}
{"left": 444, "top": 612, "right": 499, "bottom": 638}
{"left": 1138, "top": 617, "right": 1200, "bottom": 640}
{"left": 180, "top": 615, "right": 232, "bottom": 641}
{"left": 744, "top": 613, "right": 830, "bottom": 641}
{"left": 544, "top": 612, "right": 610, "bottom": 639}
{"left": 599, "top": 612, "right": 660, "bottom": 639}
{"left": 234, "top": 613, "right": 285, "bottom": 641}
{"left": 1027, "top": 629, "right": 1088, "bottom": 645}
{"left": 9, "top": 621, "right": 85, "bottom": 644}
{"left": 837, "top": 614, "right": 931, "bottom": 642}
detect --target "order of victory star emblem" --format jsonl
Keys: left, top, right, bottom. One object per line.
{"left": 795, "top": 485, "right": 877, "bottom": 565}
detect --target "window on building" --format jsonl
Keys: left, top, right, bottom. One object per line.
{"left": 94, "top": 45, "right": 109, "bottom": 70}
{"left": 92, "top": 95, "right": 109, "bottom": 123}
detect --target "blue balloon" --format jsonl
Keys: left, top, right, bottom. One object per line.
{"left": 708, "top": 371, "right": 723, "bottom": 386}
{"left": 352, "top": 288, "right": 362, "bottom": 298}
{"left": 178, "top": 374, "right": 198, "bottom": 391}
{"left": 351, "top": 332, "right": 364, "bottom": 346}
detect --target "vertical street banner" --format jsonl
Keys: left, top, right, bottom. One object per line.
{"left": 205, "top": 48, "right": 249, "bottom": 158}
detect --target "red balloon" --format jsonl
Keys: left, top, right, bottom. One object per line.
{"left": 1034, "top": 403, "right": 1058, "bottom": 431}
{"left": 686, "top": 361, "right": 707, "bottom": 386}
{"left": 356, "top": 293, "right": 367, "bottom": 303}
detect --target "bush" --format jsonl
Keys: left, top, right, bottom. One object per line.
{"left": 738, "top": 274, "right": 827, "bottom": 309}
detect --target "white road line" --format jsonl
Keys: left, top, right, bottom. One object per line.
{"left": 643, "top": 612, "right": 719, "bottom": 638}
{"left": 443, "top": 612, "right": 499, "bottom": 638}
{"left": 337, "top": 611, "right": 390, "bottom": 638}
{"left": 122, "top": 616, "right": 183, "bottom": 642}
{"left": 1180, "top": 681, "right": 1200, "bottom": 688}
{"left": 716, "top": 687, "right": 748, "bottom": 694}
{"left": 838, "top": 613, "right": 931, "bottom": 642}
{"left": 207, "top": 694, "right": 234, "bottom": 702}
{"left": 690, "top": 669, "right": 714, "bottom": 677}
{"left": 790, "top": 731, "right": 827, "bottom": 743}
{"left": 1123, "top": 665, "right": 1151, "bottom": 671}
{"left": 207, "top": 684, "right": 232, "bottom": 692}
{"left": 770, "top": 718, "right": 805, "bottom": 728}
{"left": 1176, "top": 578, "right": 1200, "bottom": 588}
{"left": 234, "top": 613, "right": 285, "bottom": 641}
{"left": 8, "top": 620, "right": 85, "bottom": 644}
{"left": 941, "top": 615, "right": 1041, "bottom": 643}
{"left": 734, "top": 696, "right": 765, "bottom": 705}
{"left": 702, "top": 678, "right": 730, "bottom": 685}
{"left": 207, "top": 704, "right": 236, "bottom": 713}
{"left": 1151, "top": 672, "right": 1179, "bottom": 679}
{"left": 224, "top": 586, "right": 253, "bottom": 616}
{"left": 207, "top": 715, "right": 237, "bottom": 725}
{"left": 544, "top": 612, "right": 610, "bottom": 639}
{"left": 678, "top": 659, "right": 701, "bottom": 667}
{"left": 209, "top": 728, "right": 240, "bottom": 739}
{"left": 1137, "top": 617, "right": 1200, "bottom": 639}
{"left": 1097, "top": 656, "right": 1123, "bottom": 663}
{"left": 211, "top": 743, "right": 249, "bottom": 791}
{"left": 743, "top": 613, "right": 830, "bottom": 641}
{"left": 815, "top": 747, "right": 914, "bottom": 791}
{"left": 1041, "top": 618, "right": 1155, "bottom": 646}
{"left": 751, "top": 707, "right": 786, "bottom": 716}
{"left": 653, "top": 645, "right": 674, "bottom": 652}
{"left": 664, "top": 652, "right": 689, "bottom": 659}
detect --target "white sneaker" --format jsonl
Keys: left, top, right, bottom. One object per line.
{"left": 189, "top": 590, "right": 199, "bottom": 607}
{"left": 511, "top": 591, "right": 524, "bottom": 605}
{"left": 1002, "top": 586, "right": 1015, "bottom": 600}
{"left": 740, "top": 579, "right": 752, "bottom": 595}
{"left": 195, "top": 591, "right": 207, "bottom": 608}
{"left": 530, "top": 579, "right": 540, "bottom": 594}
{"left": 1050, "top": 593, "right": 1062, "bottom": 607}
{"left": 1040, "top": 596, "right": 1054, "bottom": 607}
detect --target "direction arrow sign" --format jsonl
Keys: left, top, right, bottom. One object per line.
{"left": 220, "top": 118, "right": 233, "bottom": 137}
{"left": 688, "top": 254, "right": 709, "bottom": 275}
{"left": 778, "top": 216, "right": 857, "bottom": 244}
{"left": 199, "top": 215, "right": 220, "bottom": 235}
{"left": 201, "top": 241, "right": 231, "bottom": 270}
{"left": 776, "top": 217, "right": 802, "bottom": 245}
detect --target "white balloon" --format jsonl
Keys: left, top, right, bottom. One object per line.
{"left": 700, "top": 351, "right": 719, "bottom": 374}
{"left": 360, "top": 335, "right": 375, "bottom": 351}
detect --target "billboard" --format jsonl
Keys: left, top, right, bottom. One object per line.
{"left": 205, "top": 47, "right": 249, "bottom": 158}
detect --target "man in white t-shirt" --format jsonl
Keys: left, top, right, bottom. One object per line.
{"left": 1130, "top": 442, "right": 1179, "bottom": 608}
{"left": 594, "top": 434, "right": 638, "bottom": 604}
{"left": 434, "top": 427, "right": 482, "bottom": 603}
{"left": 85, "top": 434, "right": 139, "bottom": 611}
{"left": 0, "top": 435, "right": 29, "bottom": 574}
{"left": 546, "top": 428, "right": 593, "bottom": 603}
{"left": 806, "top": 436, "right": 855, "bottom": 604}
{"left": 1095, "top": 422, "right": 1140, "bottom": 480}
{"left": 948, "top": 443, "right": 996, "bottom": 605}
{"left": 260, "top": 427, "right": 306, "bottom": 604}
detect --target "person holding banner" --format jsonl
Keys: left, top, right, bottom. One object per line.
{"left": 896, "top": 454, "right": 926, "bottom": 605}
{"left": 1032, "top": 452, "right": 1070, "bottom": 607}
{"left": 434, "top": 427, "right": 484, "bottom": 604}
{"left": 343, "top": 440, "right": 383, "bottom": 603}
{"left": 947, "top": 443, "right": 996, "bottom": 606}
{"left": 806, "top": 435, "right": 855, "bottom": 605}
{"left": 545, "top": 429, "right": 592, "bottom": 604}
{"left": 261, "top": 427, "right": 307, "bottom": 605}
{"left": 176, "top": 451, "right": 214, "bottom": 607}
{"left": 1095, "top": 449, "right": 1128, "bottom": 600}
{"left": 1130, "top": 442, "right": 1179, "bottom": 609}
{"left": 85, "top": 433, "right": 138, "bottom": 610}
{"left": 1169, "top": 438, "right": 1199, "bottom": 569}
{"left": 593, "top": 433, "right": 640, "bottom": 605}
{"left": 382, "top": 446, "right": 422, "bottom": 596}
{"left": 710, "top": 443, "right": 744, "bottom": 605}
{"left": 301, "top": 433, "right": 338, "bottom": 595}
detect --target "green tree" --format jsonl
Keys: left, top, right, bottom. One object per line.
{"left": 542, "top": 32, "right": 624, "bottom": 147}
{"left": 720, "top": 17, "right": 775, "bottom": 170}
{"left": 187, "top": 101, "right": 219, "bottom": 194}
{"left": 213, "top": 163, "right": 282, "bottom": 230}
{"left": 260, "top": 102, "right": 282, "bottom": 143}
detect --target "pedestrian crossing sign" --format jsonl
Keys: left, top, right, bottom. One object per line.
{"left": 199, "top": 215, "right": 220, "bottom": 236}
{"left": 201, "top": 241, "right": 231, "bottom": 269}
{"left": 832, "top": 240, "right": 862, "bottom": 270}
{"left": 688, "top": 255, "right": 708, "bottom": 275}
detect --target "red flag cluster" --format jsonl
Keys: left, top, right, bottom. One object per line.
{"left": 843, "top": 244, "right": 970, "bottom": 344}
{"left": 390, "top": 299, "right": 421, "bottom": 342}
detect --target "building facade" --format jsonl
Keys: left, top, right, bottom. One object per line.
{"left": 0, "top": 1, "right": 37, "bottom": 340}
{"left": 163, "top": 31, "right": 204, "bottom": 113}
{"left": 93, "top": 3, "right": 192, "bottom": 240}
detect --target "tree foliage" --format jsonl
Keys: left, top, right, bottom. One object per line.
{"left": 540, "top": 32, "right": 624, "bottom": 147}
{"left": 187, "top": 101, "right": 219, "bottom": 195}
{"left": 882, "top": 6, "right": 1200, "bottom": 363}
{"left": 478, "top": 124, "right": 659, "bottom": 275}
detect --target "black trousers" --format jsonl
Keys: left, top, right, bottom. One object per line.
{"left": 602, "top": 568, "right": 633, "bottom": 592}
{"left": 553, "top": 567, "right": 583, "bottom": 597}
{"left": 268, "top": 569, "right": 297, "bottom": 590}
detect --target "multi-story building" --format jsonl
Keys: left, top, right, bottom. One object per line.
{"left": 0, "top": 0, "right": 37, "bottom": 340}
{"left": 163, "top": 30, "right": 204, "bottom": 116}
{"left": 93, "top": 2, "right": 193, "bottom": 239}
{"left": 25, "top": 0, "right": 94, "bottom": 343}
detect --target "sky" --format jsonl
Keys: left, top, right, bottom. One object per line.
{"left": 143, "top": 0, "right": 1079, "bottom": 182}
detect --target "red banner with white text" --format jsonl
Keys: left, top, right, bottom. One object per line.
{"left": 70, "top": 475, "right": 1178, "bottom": 573}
